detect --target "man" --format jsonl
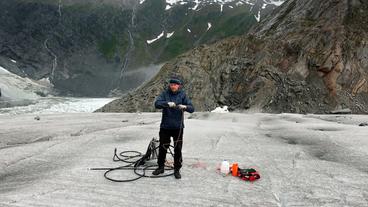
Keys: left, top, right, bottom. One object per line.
{"left": 153, "top": 77, "right": 195, "bottom": 179}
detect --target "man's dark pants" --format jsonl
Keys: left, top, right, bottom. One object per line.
{"left": 157, "top": 128, "right": 183, "bottom": 170}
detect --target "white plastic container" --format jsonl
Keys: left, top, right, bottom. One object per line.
{"left": 220, "top": 160, "right": 230, "bottom": 176}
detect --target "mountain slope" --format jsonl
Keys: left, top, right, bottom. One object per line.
{"left": 0, "top": 0, "right": 283, "bottom": 97}
{"left": 97, "top": 0, "right": 368, "bottom": 113}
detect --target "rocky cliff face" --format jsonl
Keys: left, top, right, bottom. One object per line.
{"left": 97, "top": 0, "right": 368, "bottom": 113}
{"left": 0, "top": 0, "right": 282, "bottom": 97}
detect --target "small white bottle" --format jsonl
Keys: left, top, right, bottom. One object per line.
{"left": 220, "top": 160, "right": 230, "bottom": 176}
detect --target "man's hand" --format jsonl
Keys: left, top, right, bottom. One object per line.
{"left": 178, "top": 104, "right": 187, "bottom": 110}
{"left": 168, "top": 102, "right": 176, "bottom": 108}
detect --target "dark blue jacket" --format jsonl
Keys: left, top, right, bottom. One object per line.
{"left": 154, "top": 88, "right": 195, "bottom": 129}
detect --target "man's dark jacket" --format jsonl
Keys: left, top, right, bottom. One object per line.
{"left": 154, "top": 88, "right": 194, "bottom": 129}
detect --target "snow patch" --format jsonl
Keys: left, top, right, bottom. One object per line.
{"left": 211, "top": 106, "right": 229, "bottom": 113}
{"left": 166, "top": 31, "right": 175, "bottom": 38}
{"left": 247, "top": 1, "right": 255, "bottom": 6}
{"left": 254, "top": 10, "right": 261, "bottom": 22}
{"left": 190, "top": 0, "right": 200, "bottom": 10}
{"left": 207, "top": 22, "right": 212, "bottom": 31}
{"left": 165, "top": 0, "right": 187, "bottom": 10}
{"left": 166, "top": 0, "right": 182, "bottom": 5}
{"left": 10, "top": 59, "right": 17, "bottom": 63}
{"left": 146, "top": 31, "right": 165, "bottom": 44}
{"left": 139, "top": 0, "right": 145, "bottom": 4}
{"left": 187, "top": 28, "right": 191, "bottom": 33}
{"left": 162, "top": 0, "right": 284, "bottom": 12}
{"left": 264, "top": 0, "right": 284, "bottom": 6}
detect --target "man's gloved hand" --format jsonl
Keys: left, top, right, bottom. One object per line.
{"left": 178, "top": 104, "right": 187, "bottom": 110}
{"left": 168, "top": 102, "right": 176, "bottom": 108}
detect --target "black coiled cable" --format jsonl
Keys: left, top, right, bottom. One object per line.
{"left": 90, "top": 146, "right": 175, "bottom": 182}
{"left": 90, "top": 109, "right": 185, "bottom": 182}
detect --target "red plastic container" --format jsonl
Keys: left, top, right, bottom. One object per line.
{"left": 231, "top": 163, "right": 238, "bottom": 176}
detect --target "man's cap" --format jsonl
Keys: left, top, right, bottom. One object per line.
{"left": 169, "top": 77, "right": 182, "bottom": 85}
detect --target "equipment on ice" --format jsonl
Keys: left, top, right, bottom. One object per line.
{"left": 220, "top": 160, "right": 230, "bottom": 176}
{"left": 237, "top": 168, "right": 261, "bottom": 181}
{"left": 134, "top": 138, "right": 160, "bottom": 167}
{"left": 89, "top": 137, "right": 175, "bottom": 182}
{"left": 219, "top": 162, "right": 261, "bottom": 182}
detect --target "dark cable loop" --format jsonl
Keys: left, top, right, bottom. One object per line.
{"left": 90, "top": 109, "right": 185, "bottom": 182}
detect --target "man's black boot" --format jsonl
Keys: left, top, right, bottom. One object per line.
{"left": 152, "top": 167, "right": 164, "bottom": 175}
{"left": 174, "top": 169, "right": 181, "bottom": 179}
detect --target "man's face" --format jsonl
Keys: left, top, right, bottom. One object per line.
{"left": 169, "top": 83, "right": 180, "bottom": 92}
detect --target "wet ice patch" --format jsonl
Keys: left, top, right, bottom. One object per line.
{"left": 0, "top": 97, "right": 115, "bottom": 115}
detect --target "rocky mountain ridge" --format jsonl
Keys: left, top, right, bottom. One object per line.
{"left": 97, "top": 0, "right": 368, "bottom": 113}
{"left": 0, "top": 0, "right": 283, "bottom": 96}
